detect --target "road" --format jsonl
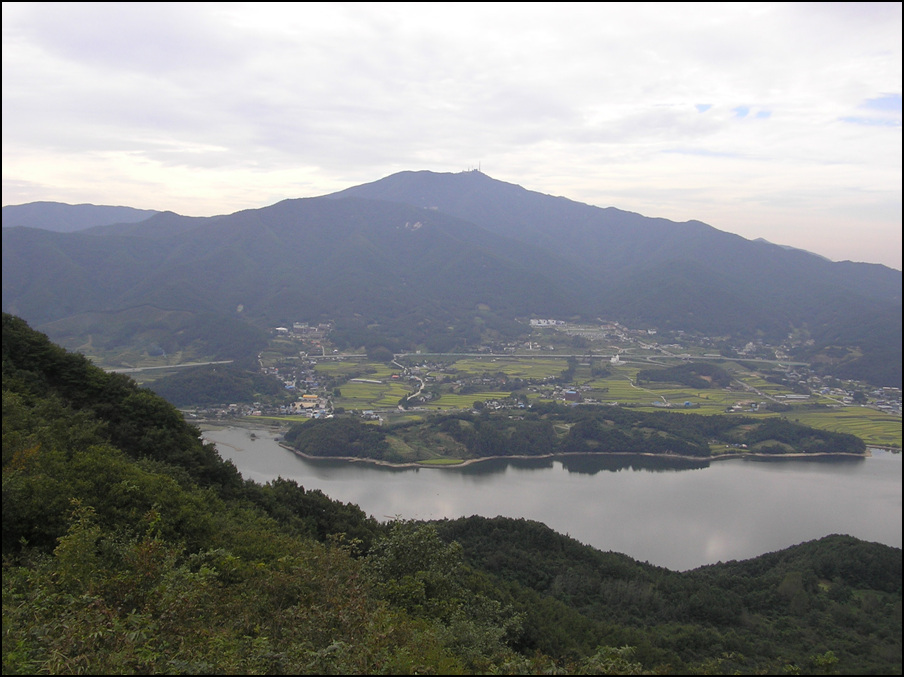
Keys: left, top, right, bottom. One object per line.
{"left": 104, "top": 360, "right": 234, "bottom": 374}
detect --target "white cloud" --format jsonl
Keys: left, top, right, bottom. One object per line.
{"left": 2, "top": 1, "right": 901, "bottom": 268}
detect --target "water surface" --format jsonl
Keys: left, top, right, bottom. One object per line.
{"left": 205, "top": 425, "right": 902, "bottom": 571}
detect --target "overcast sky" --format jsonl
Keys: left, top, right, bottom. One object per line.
{"left": 3, "top": 2, "right": 901, "bottom": 268}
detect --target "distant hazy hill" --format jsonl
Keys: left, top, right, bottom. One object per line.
{"left": 752, "top": 237, "right": 832, "bottom": 262}
{"left": 2, "top": 171, "right": 901, "bottom": 385}
{"left": 2, "top": 195, "right": 584, "bottom": 357}
{"left": 2, "top": 201, "right": 160, "bottom": 232}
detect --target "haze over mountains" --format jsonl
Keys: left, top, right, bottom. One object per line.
{"left": 1, "top": 201, "right": 160, "bottom": 232}
{"left": 2, "top": 170, "right": 901, "bottom": 386}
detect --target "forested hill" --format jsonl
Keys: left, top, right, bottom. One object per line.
{"left": 282, "top": 405, "right": 866, "bottom": 464}
{"left": 3, "top": 313, "right": 901, "bottom": 674}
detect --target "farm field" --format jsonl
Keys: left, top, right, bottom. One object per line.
{"left": 790, "top": 407, "right": 902, "bottom": 448}
{"left": 447, "top": 356, "right": 566, "bottom": 380}
{"left": 421, "top": 391, "right": 514, "bottom": 410}
{"left": 580, "top": 363, "right": 758, "bottom": 411}
{"left": 333, "top": 379, "right": 412, "bottom": 409}
{"left": 291, "top": 353, "right": 900, "bottom": 447}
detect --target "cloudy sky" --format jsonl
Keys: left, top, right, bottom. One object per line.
{"left": 3, "top": 2, "right": 901, "bottom": 268}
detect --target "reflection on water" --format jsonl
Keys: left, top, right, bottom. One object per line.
{"left": 452, "top": 454, "right": 710, "bottom": 475}
{"left": 203, "top": 426, "right": 902, "bottom": 571}
{"left": 454, "top": 456, "right": 555, "bottom": 475}
{"left": 559, "top": 453, "right": 710, "bottom": 475}
{"left": 738, "top": 454, "right": 866, "bottom": 467}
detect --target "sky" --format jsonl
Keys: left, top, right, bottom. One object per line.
{"left": 2, "top": 2, "right": 902, "bottom": 269}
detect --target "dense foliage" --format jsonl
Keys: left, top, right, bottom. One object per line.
{"left": 283, "top": 417, "right": 390, "bottom": 459}
{"left": 436, "top": 516, "right": 902, "bottom": 674}
{"left": 635, "top": 361, "right": 732, "bottom": 389}
{"left": 147, "top": 363, "right": 290, "bottom": 407}
{"left": 3, "top": 314, "right": 900, "bottom": 674}
{"left": 283, "top": 403, "right": 866, "bottom": 463}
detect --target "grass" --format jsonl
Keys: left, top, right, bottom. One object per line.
{"left": 450, "top": 356, "right": 567, "bottom": 380}
{"left": 296, "top": 354, "right": 900, "bottom": 447}
{"left": 422, "top": 391, "right": 513, "bottom": 410}
{"left": 334, "top": 380, "right": 412, "bottom": 408}
{"left": 789, "top": 407, "right": 902, "bottom": 448}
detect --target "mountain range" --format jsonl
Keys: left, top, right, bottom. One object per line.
{"left": 1, "top": 201, "right": 160, "bottom": 232}
{"left": 2, "top": 170, "right": 901, "bottom": 385}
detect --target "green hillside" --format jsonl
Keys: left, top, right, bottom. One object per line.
{"left": 3, "top": 314, "right": 900, "bottom": 674}
{"left": 4, "top": 171, "right": 901, "bottom": 386}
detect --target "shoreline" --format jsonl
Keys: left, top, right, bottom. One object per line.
{"left": 198, "top": 421, "right": 879, "bottom": 470}
{"left": 275, "top": 441, "right": 871, "bottom": 469}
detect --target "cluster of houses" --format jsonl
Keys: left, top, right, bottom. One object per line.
{"left": 273, "top": 322, "right": 333, "bottom": 339}
{"left": 241, "top": 319, "right": 903, "bottom": 419}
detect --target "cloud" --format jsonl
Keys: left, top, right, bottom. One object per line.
{"left": 840, "top": 116, "right": 901, "bottom": 127}
{"left": 2, "top": 2, "right": 901, "bottom": 268}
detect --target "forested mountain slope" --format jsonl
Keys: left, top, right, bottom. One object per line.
{"left": 2, "top": 314, "right": 900, "bottom": 674}
{"left": 3, "top": 195, "right": 588, "bottom": 357}
{"left": 4, "top": 170, "right": 902, "bottom": 385}
{"left": 332, "top": 170, "right": 902, "bottom": 385}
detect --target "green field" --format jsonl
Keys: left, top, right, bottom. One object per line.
{"left": 334, "top": 380, "right": 412, "bottom": 408}
{"left": 421, "top": 391, "right": 514, "bottom": 410}
{"left": 449, "top": 356, "right": 567, "bottom": 380}
{"left": 301, "top": 355, "right": 900, "bottom": 447}
{"left": 314, "top": 359, "right": 392, "bottom": 377}
{"left": 581, "top": 364, "right": 744, "bottom": 412}
{"left": 789, "top": 407, "right": 902, "bottom": 448}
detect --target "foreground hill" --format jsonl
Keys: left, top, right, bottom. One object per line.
{"left": 3, "top": 314, "right": 901, "bottom": 674}
{"left": 3, "top": 171, "right": 901, "bottom": 386}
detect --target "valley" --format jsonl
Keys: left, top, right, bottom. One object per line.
{"left": 137, "top": 317, "right": 901, "bottom": 454}
{"left": 4, "top": 7, "right": 901, "bottom": 672}
{"left": 4, "top": 171, "right": 901, "bottom": 456}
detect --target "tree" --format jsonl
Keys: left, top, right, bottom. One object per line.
{"left": 366, "top": 346, "right": 394, "bottom": 363}
{"left": 363, "top": 520, "right": 522, "bottom": 670}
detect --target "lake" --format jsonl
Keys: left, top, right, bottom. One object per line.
{"left": 203, "top": 425, "right": 902, "bottom": 571}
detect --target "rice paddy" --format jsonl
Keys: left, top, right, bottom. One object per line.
{"left": 789, "top": 407, "right": 901, "bottom": 448}
{"left": 302, "top": 353, "right": 899, "bottom": 447}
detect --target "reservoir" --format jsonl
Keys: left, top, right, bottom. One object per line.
{"left": 204, "top": 425, "right": 902, "bottom": 571}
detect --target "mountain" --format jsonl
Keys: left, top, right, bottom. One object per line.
{"left": 331, "top": 170, "right": 900, "bottom": 312}
{"left": 1, "top": 201, "right": 160, "bottom": 232}
{"left": 3, "top": 195, "right": 586, "bottom": 358}
{"left": 753, "top": 237, "right": 832, "bottom": 262}
{"left": 329, "top": 170, "right": 902, "bottom": 384}
{"left": 2, "top": 171, "right": 901, "bottom": 385}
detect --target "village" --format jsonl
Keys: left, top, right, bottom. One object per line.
{"left": 188, "top": 319, "right": 902, "bottom": 429}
